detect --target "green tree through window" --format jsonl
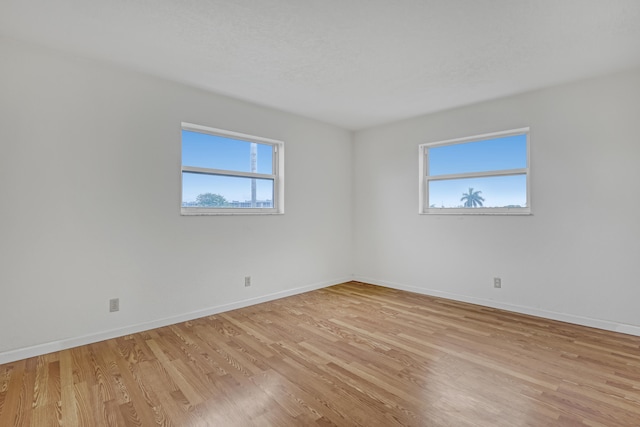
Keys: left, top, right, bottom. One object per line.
{"left": 460, "top": 188, "right": 484, "bottom": 208}
{"left": 195, "top": 193, "right": 228, "bottom": 207}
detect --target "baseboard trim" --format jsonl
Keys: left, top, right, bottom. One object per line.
{"left": 353, "top": 276, "right": 640, "bottom": 337}
{"left": 0, "top": 277, "right": 351, "bottom": 365}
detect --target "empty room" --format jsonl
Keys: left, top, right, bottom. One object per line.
{"left": 1, "top": 1, "right": 640, "bottom": 425}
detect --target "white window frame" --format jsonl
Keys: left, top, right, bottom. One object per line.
{"left": 419, "top": 127, "right": 531, "bottom": 215}
{"left": 181, "top": 122, "right": 285, "bottom": 215}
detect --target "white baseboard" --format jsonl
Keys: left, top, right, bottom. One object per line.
{"left": 6, "top": 276, "right": 637, "bottom": 365}
{"left": 0, "top": 277, "right": 351, "bottom": 365}
{"left": 353, "top": 276, "right": 640, "bottom": 338}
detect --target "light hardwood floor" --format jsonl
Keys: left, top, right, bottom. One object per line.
{"left": 1, "top": 282, "right": 640, "bottom": 426}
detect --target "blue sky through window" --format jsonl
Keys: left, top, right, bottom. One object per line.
{"left": 427, "top": 133, "right": 528, "bottom": 208}
{"left": 182, "top": 130, "right": 274, "bottom": 204}
{"left": 429, "top": 175, "right": 527, "bottom": 208}
{"left": 182, "top": 173, "right": 273, "bottom": 204}
{"left": 182, "top": 130, "right": 273, "bottom": 173}
{"left": 428, "top": 134, "right": 526, "bottom": 176}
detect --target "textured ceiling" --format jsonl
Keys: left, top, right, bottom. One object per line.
{"left": 2, "top": 0, "right": 640, "bottom": 130}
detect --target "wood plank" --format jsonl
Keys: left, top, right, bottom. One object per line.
{"left": 1, "top": 281, "right": 640, "bottom": 426}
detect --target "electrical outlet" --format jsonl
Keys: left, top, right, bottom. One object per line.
{"left": 494, "top": 277, "right": 502, "bottom": 288}
{"left": 244, "top": 276, "right": 251, "bottom": 287}
{"left": 109, "top": 298, "right": 120, "bottom": 312}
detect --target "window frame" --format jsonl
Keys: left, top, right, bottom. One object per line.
{"left": 181, "top": 122, "right": 285, "bottom": 215}
{"left": 419, "top": 127, "right": 531, "bottom": 215}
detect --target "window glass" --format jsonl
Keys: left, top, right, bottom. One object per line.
{"left": 182, "top": 173, "right": 274, "bottom": 208}
{"left": 182, "top": 130, "right": 273, "bottom": 174}
{"left": 420, "top": 128, "right": 530, "bottom": 214}
{"left": 428, "top": 135, "right": 527, "bottom": 176}
{"left": 428, "top": 175, "right": 527, "bottom": 209}
{"left": 181, "top": 123, "right": 283, "bottom": 215}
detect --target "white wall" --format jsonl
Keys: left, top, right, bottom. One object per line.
{"left": 0, "top": 37, "right": 353, "bottom": 361}
{"left": 353, "top": 68, "right": 640, "bottom": 334}
{"left": 3, "top": 35, "right": 640, "bottom": 364}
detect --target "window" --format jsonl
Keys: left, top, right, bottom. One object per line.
{"left": 419, "top": 128, "right": 530, "bottom": 215}
{"left": 181, "top": 122, "right": 284, "bottom": 215}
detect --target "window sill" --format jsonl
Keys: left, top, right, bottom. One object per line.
{"left": 421, "top": 208, "right": 532, "bottom": 216}
{"left": 181, "top": 208, "right": 284, "bottom": 216}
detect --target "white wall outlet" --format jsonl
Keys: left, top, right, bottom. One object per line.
{"left": 494, "top": 277, "right": 502, "bottom": 288}
{"left": 109, "top": 298, "right": 120, "bottom": 312}
{"left": 244, "top": 276, "right": 251, "bottom": 287}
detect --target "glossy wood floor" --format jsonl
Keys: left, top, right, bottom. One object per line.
{"left": 2, "top": 282, "right": 640, "bottom": 426}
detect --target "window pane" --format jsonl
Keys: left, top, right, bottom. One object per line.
{"left": 428, "top": 134, "right": 526, "bottom": 176}
{"left": 428, "top": 174, "right": 527, "bottom": 209}
{"left": 182, "top": 130, "right": 273, "bottom": 174}
{"left": 182, "top": 172, "right": 274, "bottom": 208}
